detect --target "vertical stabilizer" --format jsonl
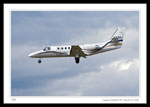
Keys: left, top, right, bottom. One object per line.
{"left": 111, "top": 27, "right": 125, "bottom": 43}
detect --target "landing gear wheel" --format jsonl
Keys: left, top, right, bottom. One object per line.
{"left": 75, "top": 57, "right": 80, "bottom": 64}
{"left": 38, "top": 59, "right": 41, "bottom": 64}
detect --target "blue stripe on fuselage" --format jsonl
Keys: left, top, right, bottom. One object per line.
{"left": 101, "top": 39, "right": 123, "bottom": 49}
{"left": 101, "top": 41, "right": 111, "bottom": 49}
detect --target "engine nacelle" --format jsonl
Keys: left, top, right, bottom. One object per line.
{"left": 82, "top": 44, "right": 101, "bottom": 50}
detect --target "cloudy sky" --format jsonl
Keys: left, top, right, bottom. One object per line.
{"left": 11, "top": 11, "right": 139, "bottom": 96}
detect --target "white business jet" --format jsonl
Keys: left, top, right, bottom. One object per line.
{"left": 28, "top": 27, "right": 125, "bottom": 64}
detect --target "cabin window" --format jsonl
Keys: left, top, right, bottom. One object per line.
{"left": 65, "top": 47, "right": 67, "bottom": 49}
{"left": 57, "top": 47, "right": 59, "bottom": 50}
{"left": 61, "top": 47, "right": 63, "bottom": 50}
{"left": 68, "top": 47, "right": 70, "bottom": 49}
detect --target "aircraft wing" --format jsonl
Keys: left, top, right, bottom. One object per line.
{"left": 70, "top": 45, "right": 87, "bottom": 58}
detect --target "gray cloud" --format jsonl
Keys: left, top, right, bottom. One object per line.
{"left": 11, "top": 11, "right": 139, "bottom": 44}
{"left": 12, "top": 58, "right": 139, "bottom": 96}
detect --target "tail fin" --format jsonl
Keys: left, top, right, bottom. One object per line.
{"left": 111, "top": 27, "right": 125, "bottom": 43}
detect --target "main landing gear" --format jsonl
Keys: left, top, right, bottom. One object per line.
{"left": 75, "top": 57, "right": 80, "bottom": 64}
{"left": 38, "top": 59, "right": 42, "bottom": 64}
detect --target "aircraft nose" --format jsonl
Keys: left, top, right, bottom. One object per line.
{"left": 28, "top": 53, "right": 34, "bottom": 57}
{"left": 28, "top": 51, "right": 42, "bottom": 58}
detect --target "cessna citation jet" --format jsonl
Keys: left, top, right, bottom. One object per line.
{"left": 28, "top": 27, "right": 125, "bottom": 64}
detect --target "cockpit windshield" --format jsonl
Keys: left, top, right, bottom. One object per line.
{"left": 43, "top": 47, "right": 46, "bottom": 51}
{"left": 43, "top": 47, "right": 51, "bottom": 51}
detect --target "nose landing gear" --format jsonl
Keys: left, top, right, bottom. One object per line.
{"left": 38, "top": 59, "right": 42, "bottom": 64}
